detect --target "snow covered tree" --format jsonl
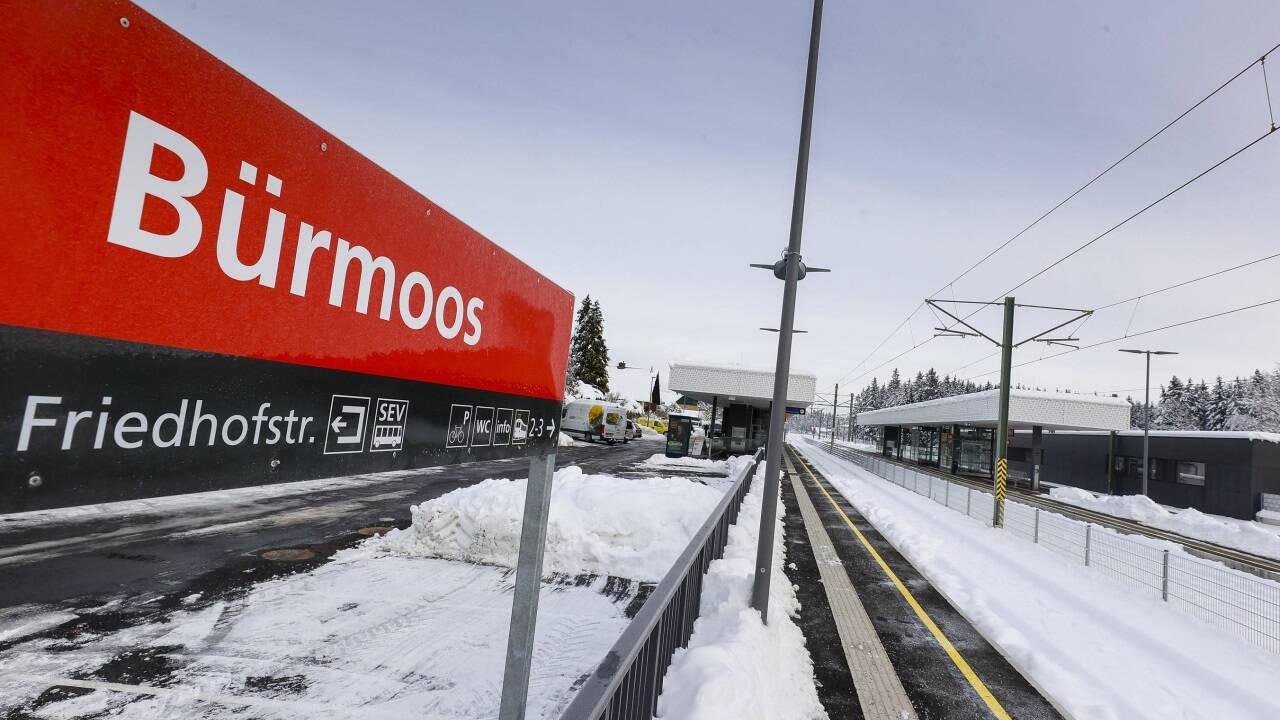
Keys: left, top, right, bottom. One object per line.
{"left": 570, "top": 296, "right": 610, "bottom": 394}
{"left": 1207, "top": 377, "right": 1237, "bottom": 431}
{"left": 1186, "top": 381, "right": 1213, "bottom": 431}
{"left": 921, "top": 368, "right": 941, "bottom": 401}
{"left": 1155, "top": 376, "right": 1196, "bottom": 430}
{"left": 565, "top": 296, "right": 591, "bottom": 393}
{"left": 1125, "top": 395, "right": 1145, "bottom": 429}
{"left": 885, "top": 369, "right": 905, "bottom": 407}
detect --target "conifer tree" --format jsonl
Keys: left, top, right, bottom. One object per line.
{"left": 565, "top": 296, "right": 592, "bottom": 394}
{"left": 573, "top": 298, "right": 610, "bottom": 393}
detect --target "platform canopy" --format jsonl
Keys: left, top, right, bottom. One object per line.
{"left": 668, "top": 361, "right": 817, "bottom": 411}
{"left": 855, "top": 389, "right": 1131, "bottom": 432}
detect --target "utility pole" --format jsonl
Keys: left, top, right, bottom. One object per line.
{"left": 1119, "top": 348, "right": 1178, "bottom": 497}
{"left": 830, "top": 383, "right": 838, "bottom": 447}
{"left": 927, "top": 296, "right": 1091, "bottom": 529}
{"left": 847, "top": 396, "right": 855, "bottom": 442}
{"left": 993, "top": 297, "right": 1015, "bottom": 528}
{"left": 751, "top": 0, "right": 825, "bottom": 624}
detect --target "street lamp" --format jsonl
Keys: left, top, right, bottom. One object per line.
{"left": 1118, "top": 349, "right": 1179, "bottom": 497}
{"left": 747, "top": 0, "right": 826, "bottom": 624}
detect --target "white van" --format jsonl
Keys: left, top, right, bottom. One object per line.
{"left": 562, "top": 400, "right": 628, "bottom": 444}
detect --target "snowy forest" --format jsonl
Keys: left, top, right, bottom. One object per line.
{"left": 822, "top": 366, "right": 1280, "bottom": 433}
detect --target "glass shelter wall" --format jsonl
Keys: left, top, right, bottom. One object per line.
{"left": 959, "top": 427, "right": 994, "bottom": 476}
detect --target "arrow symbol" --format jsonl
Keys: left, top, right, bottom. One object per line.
{"left": 334, "top": 405, "right": 367, "bottom": 443}
{"left": 548, "top": 419, "right": 556, "bottom": 434}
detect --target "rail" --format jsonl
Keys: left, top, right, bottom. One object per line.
{"left": 798, "top": 438, "right": 1280, "bottom": 655}
{"left": 559, "top": 448, "right": 765, "bottom": 720}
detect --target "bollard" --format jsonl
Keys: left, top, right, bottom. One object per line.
{"left": 1161, "top": 549, "right": 1170, "bottom": 601}
{"left": 1033, "top": 508, "right": 1040, "bottom": 544}
{"left": 1084, "top": 524, "right": 1092, "bottom": 566}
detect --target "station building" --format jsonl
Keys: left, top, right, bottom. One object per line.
{"left": 855, "top": 389, "right": 1280, "bottom": 521}
{"left": 1013, "top": 430, "right": 1280, "bottom": 521}
{"left": 668, "top": 361, "right": 816, "bottom": 455}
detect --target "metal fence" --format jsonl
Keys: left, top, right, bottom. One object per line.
{"left": 559, "top": 448, "right": 765, "bottom": 720}
{"left": 806, "top": 440, "right": 1280, "bottom": 655}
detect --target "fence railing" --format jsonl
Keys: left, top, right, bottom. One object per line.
{"left": 803, "top": 439, "right": 1280, "bottom": 655}
{"left": 559, "top": 448, "right": 765, "bottom": 720}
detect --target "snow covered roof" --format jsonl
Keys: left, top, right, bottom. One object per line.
{"left": 668, "top": 361, "right": 817, "bottom": 410}
{"left": 1052, "top": 429, "right": 1280, "bottom": 444}
{"left": 855, "top": 389, "right": 1131, "bottom": 431}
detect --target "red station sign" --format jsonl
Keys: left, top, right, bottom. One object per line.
{"left": 0, "top": 1, "right": 574, "bottom": 511}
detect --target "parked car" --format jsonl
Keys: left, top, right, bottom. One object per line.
{"left": 626, "top": 419, "right": 642, "bottom": 441}
{"left": 562, "top": 400, "right": 627, "bottom": 444}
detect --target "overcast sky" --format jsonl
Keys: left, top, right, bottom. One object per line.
{"left": 137, "top": 0, "right": 1280, "bottom": 405}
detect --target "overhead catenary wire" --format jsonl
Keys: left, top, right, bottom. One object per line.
{"left": 863, "top": 245, "right": 1279, "bottom": 386}
{"left": 1095, "top": 249, "right": 1280, "bottom": 312}
{"left": 834, "top": 302, "right": 925, "bottom": 385}
{"left": 1264, "top": 56, "right": 1277, "bottom": 130}
{"left": 834, "top": 41, "right": 1280, "bottom": 388}
{"left": 982, "top": 126, "right": 1278, "bottom": 305}
{"left": 947, "top": 250, "right": 1280, "bottom": 377}
{"left": 937, "top": 120, "right": 1278, "bottom": 347}
{"left": 938, "top": 42, "right": 1279, "bottom": 294}
{"left": 961, "top": 296, "right": 1280, "bottom": 381}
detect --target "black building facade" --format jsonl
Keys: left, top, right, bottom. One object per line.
{"left": 1012, "top": 431, "right": 1280, "bottom": 521}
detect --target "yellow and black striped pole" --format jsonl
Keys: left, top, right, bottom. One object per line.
{"left": 994, "top": 457, "right": 1008, "bottom": 527}
{"left": 992, "top": 297, "right": 1015, "bottom": 528}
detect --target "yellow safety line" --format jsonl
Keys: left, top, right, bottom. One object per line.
{"left": 790, "top": 450, "right": 1013, "bottom": 720}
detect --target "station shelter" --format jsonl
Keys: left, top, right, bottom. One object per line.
{"left": 854, "top": 390, "right": 1131, "bottom": 489}
{"left": 667, "top": 361, "right": 817, "bottom": 456}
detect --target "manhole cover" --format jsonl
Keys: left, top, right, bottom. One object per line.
{"left": 357, "top": 526, "right": 393, "bottom": 537}
{"left": 260, "top": 548, "right": 317, "bottom": 562}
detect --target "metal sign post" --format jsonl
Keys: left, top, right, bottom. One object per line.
{"left": 499, "top": 452, "right": 557, "bottom": 720}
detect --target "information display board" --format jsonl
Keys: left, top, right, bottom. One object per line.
{"left": 0, "top": 1, "right": 573, "bottom": 511}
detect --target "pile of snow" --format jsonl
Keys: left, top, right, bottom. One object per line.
{"left": 798, "top": 444, "right": 1280, "bottom": 720}
{"left": 656, "top": 465, "right": 826, "bottom": 720}
{"left": 558, "top": 431, "right": 581, "bottom": 447}
{"left": 353, "top": 467, "right": 725, "bottom": 581}
{"left": 638, "top": 454, "right": 729, "bottom": 474}
{"left": 1049, "top": 486, "right": 1280, "bottom": 560}
{"left": 637, "top": 454, "right": 759, "bottom": 479}
{"left": 565, "top": 379, "right": 606, "bottom": 401}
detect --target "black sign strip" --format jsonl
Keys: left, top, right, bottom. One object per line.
{"left": 1, "top": 325, "right": 560, "bottom": 513}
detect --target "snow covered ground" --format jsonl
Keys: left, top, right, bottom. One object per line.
{"left": 0, "top": 456, "right": 751, "bottom": 719}
{"left": 795, "top": 441, "right": 1280, "bottom": 720}
{"left": 1048, "top": 486, "right": 1280, "bottom": 561}
{"left": 0, "top": 556, "right": 637, "bottom": 720}
{"left": 656, "top": 465, "right": 826, "bottom": 720}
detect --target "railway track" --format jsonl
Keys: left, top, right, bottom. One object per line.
{"left": 798, "top": 437, "right": 1280, "bottom": 580}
